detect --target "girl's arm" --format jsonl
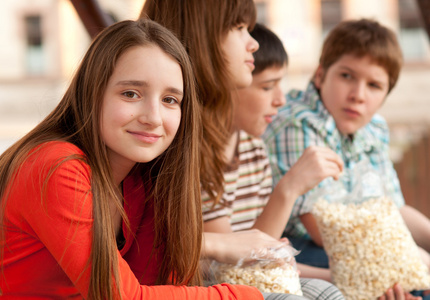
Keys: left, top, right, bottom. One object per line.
{"left": 203, "top": 217, "right": 286, "bottom": 265}
{"left": 17, "top": 144, "right": 262, "bottom": 300}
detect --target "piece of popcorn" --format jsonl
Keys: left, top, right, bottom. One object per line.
{"left": 313, "top": 197, "right": 430, "bottom": 300}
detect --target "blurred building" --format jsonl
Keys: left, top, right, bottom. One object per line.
{"left": 0, "top": 0, "right": 141, "bottom": 152}
{"left": 256, "top": 0, "right": 430, "bottom": 70}
{"left": 0, "top": 0, "right": 429, "bottom": 157}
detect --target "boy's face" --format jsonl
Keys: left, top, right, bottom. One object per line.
{"left": 314, "top": 54, "right": 389, "bottom": 135}
{"left": 234, "top": 65, "right": 287, "bottom": 136}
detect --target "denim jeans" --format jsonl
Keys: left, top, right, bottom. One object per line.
{"left": 287, "top": 236, "right": 329, "bottom": 269}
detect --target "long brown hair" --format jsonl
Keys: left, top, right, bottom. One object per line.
{"left": 141, "top": 0, "right": 256, "bottom": 204}
{"left": 0, "top": 19, "right": 202, "bottom": 299}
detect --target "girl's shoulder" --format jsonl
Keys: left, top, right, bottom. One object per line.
{"left": 27, "top": 141, "right": 85, "bottom": 163}
{"left": 32, "top": 141, "right": 84, "bottom": 156}
{"left": 23, "top": 141, "right": 89, "bottom": 178}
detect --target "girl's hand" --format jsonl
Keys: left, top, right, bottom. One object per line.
{"left": 203, "top": 229, "right": 288, "bottom": 265}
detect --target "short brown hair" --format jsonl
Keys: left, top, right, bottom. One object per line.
{"left": 319, "top": 19, "right": 403, "bottom": 92}
{"left": 251, "top": 23, "right": 288, "bottom": 75}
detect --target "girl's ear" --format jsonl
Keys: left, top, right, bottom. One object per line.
{"left": 313, "top": 65, "right": 324, "bottom": 89}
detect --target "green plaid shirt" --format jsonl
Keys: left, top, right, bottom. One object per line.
{"left": 262, "top": 82, "right": 405, "bottom": 238}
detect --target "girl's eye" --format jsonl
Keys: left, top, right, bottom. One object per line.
{"left": 262, "top": 86, "right": 273, "bottom": 92}
{"left": 162, "top": 97, "right": 179, "bottom": 105}
{"left": 122, "top": 91, "right": 139, "bottom": 99}
{"left": 236, "top": 23, "right": 248, "bottom": 31}
{"left": 369, "top": 82, "right": 382, "bottom": 89}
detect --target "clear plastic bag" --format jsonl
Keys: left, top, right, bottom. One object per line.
{"left": 210, "top": 243, "right": 303, "bottom": 296}
{"left": 311, "top": 159, "right": 430, "bottom": 299}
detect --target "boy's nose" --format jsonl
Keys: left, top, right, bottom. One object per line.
{"left": 272, "top": 86, "right": 286, "bottom": 108}
{"left": 350, "top": 82, "right": 366, "bottom": 103}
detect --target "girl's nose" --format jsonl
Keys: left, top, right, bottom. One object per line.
{"left": 138, "top": 98, "right": 162, "bottom": 127}
{"left": 247, "top": 33, "right": 259, "bottom": 53}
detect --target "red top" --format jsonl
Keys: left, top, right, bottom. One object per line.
{"left": 1, "top": 141, "right": 262, "bottom": 299}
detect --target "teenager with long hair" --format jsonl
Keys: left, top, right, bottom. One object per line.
{"left": 141, "top": 0, "right": 282, "bottom": 262}
{"left": 0, "top": 19, "right": 262, "bottom": 299}
{"left": 141, "top": 2, "right": 344, "bottom": 299}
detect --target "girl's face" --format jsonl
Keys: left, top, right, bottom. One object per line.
{"left": 221, "top": 23, "right": 259, "bottom": 89}
{"left": 234, "top": 65, "right": 287, "bottom": 136}
{"left": 101, "top": 45, "right": 183, "bottom": 176}
{"left": 315, "top": 54, "right": 389, "bottom": 135}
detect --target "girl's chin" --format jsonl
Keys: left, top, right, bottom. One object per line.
{"left": 251, "top": 128, "right": 266, "bottom": 137}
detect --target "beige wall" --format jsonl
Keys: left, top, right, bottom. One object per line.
{"left": 0, "top": 0, "right": 142, "bottom": 153}
{"left": 0, "top": 0, "right": 429, "bottom": 153}
{"left": 343, "top": 0, "right": 399, "bottom": 30}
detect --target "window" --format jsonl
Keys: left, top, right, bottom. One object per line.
{"left": 255, "top": 2, "right": 268, "bottom": 25}
{"left": 398, "top": 0, "right": 428, "bottom": 61}
{"left": 399, "top": 0, "right": 423, "bottom": 28}
{"left": 321, "top": 0, "right": 342, "bottom": 36}
{"left": 25, "top": 15, "right": 45, "bottom": 75}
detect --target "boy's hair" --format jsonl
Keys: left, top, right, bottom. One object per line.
{"left": 251, "top": 23, "right": 288, "bottom": 75}
{"left": 319, "top": 18, "right": 403, "bottom": 92}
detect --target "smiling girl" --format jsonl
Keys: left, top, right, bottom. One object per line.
{"left": 0, "top": 19, "right": 262, "bottom": 299}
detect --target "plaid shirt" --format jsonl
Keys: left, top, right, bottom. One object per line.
{"left": 262, "top": 82, "right": 405, "bottom": 238}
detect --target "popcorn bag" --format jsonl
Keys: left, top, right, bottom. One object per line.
{"left": 210, "top": 244, "right": 303, "bottom": 296}
{"left": 311, "top": 160, "right": 430, "bottom": 300}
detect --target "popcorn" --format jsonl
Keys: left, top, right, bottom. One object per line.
{"left": 213, "top": 261, "right": 303, "bottom": 296}
{"left": 313, "top": 197, "right": 430, "bottom": 300}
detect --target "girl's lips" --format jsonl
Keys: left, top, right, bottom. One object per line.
{"left": 246, "top": 60, "right": 255, "bottom": 70}
{"left": 128, "top": 131, "right": 161, "bottom": 143}
{"left": 344, "top": 108, "right": 360, "bottom": 118}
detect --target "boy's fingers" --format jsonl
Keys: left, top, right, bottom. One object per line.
{"left": 393, "top": 284, "right": 405, "bottom": 300}
{"left": 386, "top": 288, "right": 395, "bottom": 300}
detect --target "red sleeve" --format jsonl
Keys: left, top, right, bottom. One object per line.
{"left": 6, "top": 142, "right": 263, "bottom": 300}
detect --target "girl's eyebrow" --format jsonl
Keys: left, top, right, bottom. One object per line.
{"left": 115, "top": 80, "right": 183, "bottom": 96}
{"left": 116, "top": 80, "right": 149, "bottom": 87}
{"left": 166, "top": 87, "right": 183, "bottom": 96}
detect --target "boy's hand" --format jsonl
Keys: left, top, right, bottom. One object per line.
{"left": 378, "top": 283, "right": 422, "bottom": 300}
{"left": 283, "top": 146, "right": 343, "bottom": 197}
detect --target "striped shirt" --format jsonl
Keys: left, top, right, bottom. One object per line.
{"left": 262, "top": 82, "right": 405, "bottom": 238}
{"left": 202, "top": 130, "right": 272, "bottom": 232}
